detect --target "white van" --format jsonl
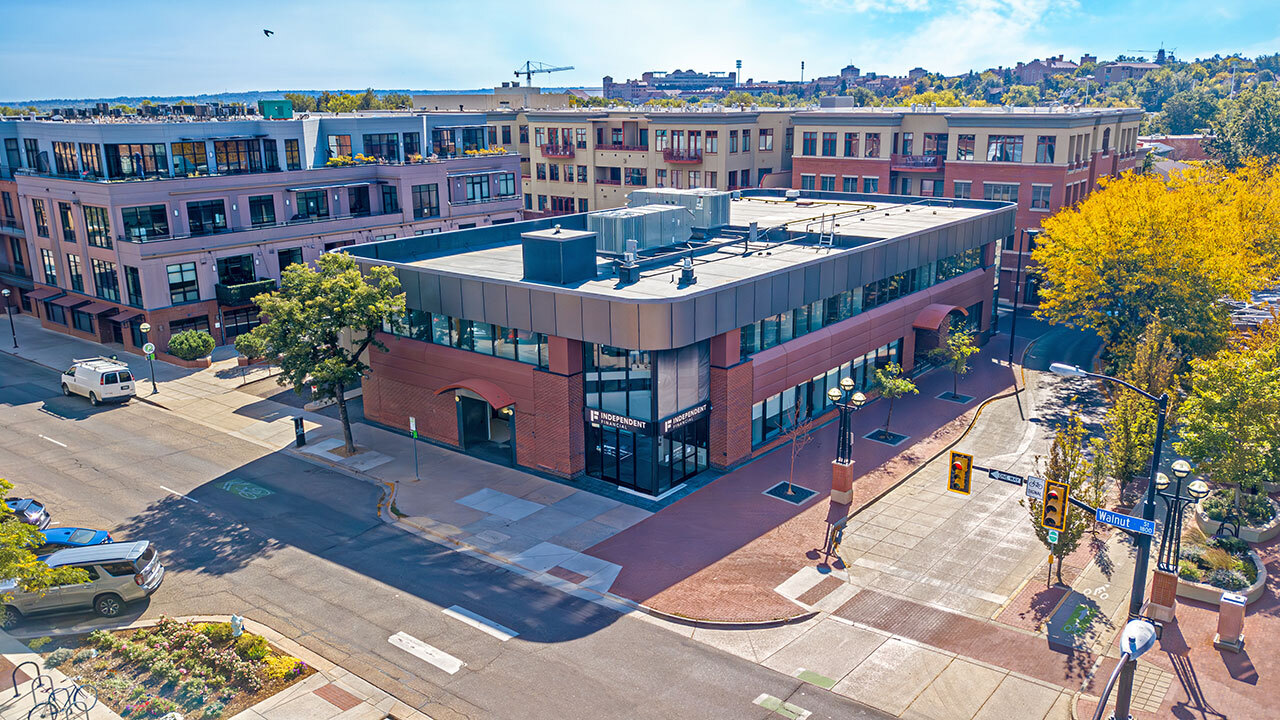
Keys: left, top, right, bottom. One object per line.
{"left": 61, "top": 357, "right": 135, "bottom": 405}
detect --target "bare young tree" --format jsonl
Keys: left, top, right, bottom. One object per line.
{"left": 781, "top": 406, "right": 817, "bottom": 495}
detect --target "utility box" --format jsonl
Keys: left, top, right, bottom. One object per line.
{"left": 1214, "top": 591, "right": 1247, "bottom": 652}
{"left": 521, "top": 227, "right": 598, "bottom": 285}
{"left": 258, "top": 99, "right": 294, "bottom": 119}
{"left": 627, "top": 188, "right": 731, "bottom": 230}
{"left": 588, "top": 205, "right": 691, "bottom": 254}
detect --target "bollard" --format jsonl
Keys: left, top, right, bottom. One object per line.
{"left": 294, "top": 417, "right": 306, "bottom": 447}
{"left": 1213, "top": 591, "right": 1246, "bottom": 652}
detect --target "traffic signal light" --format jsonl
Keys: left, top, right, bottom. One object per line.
{"left": 1041, "top": 479, "right": 1069, "bottom": 530}
{"left": 948, "top": 451, "right": 973, "bottom": 495}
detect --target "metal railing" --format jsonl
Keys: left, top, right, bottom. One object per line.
{"left": 662, "top": 148, "right": 703, "bottom": 164}
{"left": 889, "top": 154, "right": 944, "bottom": 171}
{"left": 597, "top": 143, "right": 649, "bottom": 152}
{"left": 540, "top": 144, "right": 576, "bottom": 158}
{"left": 595, "top": 177, "right": 622, "bottom": 186}
{"left": 118, "top": 209, "right": 399, "bottom": 244}
{"left": 216, "top": 278, "right": 277, "bottom": 306}
{"left": 451, "top": 194, "right": 521, "bottom": 207}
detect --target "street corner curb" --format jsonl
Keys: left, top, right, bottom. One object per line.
{"left": 632, "top": 602, "right": 819, "bottom": 629}
{"left": 132, "top": 394, "right": 171, "bottom": 411}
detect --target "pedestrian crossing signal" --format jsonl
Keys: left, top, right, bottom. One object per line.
{"left": 1041, "top": 480, "right": 1069, "bottom": 530}
{"left": 948, "top": 451, "right": 973, "bottom": 495}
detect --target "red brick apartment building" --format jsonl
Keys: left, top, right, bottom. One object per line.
{"left": 790, "top": 101, "right": 1142, "bottom": 304}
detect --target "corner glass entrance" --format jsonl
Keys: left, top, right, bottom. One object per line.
{"left": 586, "top": 415, "right": 706, "bottom": 496}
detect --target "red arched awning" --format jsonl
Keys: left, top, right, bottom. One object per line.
{"left": 435, "top": 379, "right": 515, "bottom": 410}
{"left": 913, "top": 303, "right": 967, "bottom": 331}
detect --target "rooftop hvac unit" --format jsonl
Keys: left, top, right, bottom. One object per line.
{"left": 588, "top": 205, "right": 691, "bottom": 254}
{"left": 626, "top": 188, "right": 731, "bottom": 230}
{"left": 785, "top": 189, "right": 801, "bottom": 200}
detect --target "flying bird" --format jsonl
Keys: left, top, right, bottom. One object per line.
{"left": 263, "top": 29, "right": 274, "bottom": 37}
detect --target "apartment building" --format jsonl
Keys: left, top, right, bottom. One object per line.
{"left": 790, "top": 102, "right": 1143, "bottom": 304}
{"left": 347, "top": 188, "right": 1012, "bottom": 496}
{"left": 0, "top": 112, "right": 522, "bottom": 357}
{"left": 0, "top": 175, "right": 28, "bottom": 309}
{"left": 489, "top": 109, "right": 795, "bottom": 217}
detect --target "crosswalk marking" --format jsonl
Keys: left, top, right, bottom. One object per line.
{"left": 388, "top": 631, "right": 465, "bottom": 674}
{"left": 443, "top": 605, "right": 518, "bottom": 641}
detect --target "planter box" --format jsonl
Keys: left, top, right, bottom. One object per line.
{"left": 1195, "top": 497, "right": 1280, "bottom": 544}
{"left": 236, "top": 355, "right": 272, "bottom": 367}
{"left": 157, "top": 352, "right": 211, "bottom": 369}
{"left": 1176, "top": 550, "right": 1267, "bottom": 605}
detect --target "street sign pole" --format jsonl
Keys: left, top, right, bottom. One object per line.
{"left": 409, "top": 416, "right": 420, "bottom": 481}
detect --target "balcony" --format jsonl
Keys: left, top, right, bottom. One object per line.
{"left": 215, "top": 278, "right": 277, "bottom": 307}
{"left": 596, "top": 177, "right": 622, "bottom": 186}
{"left": 541, "top": 144, "right": 576, "bottom": 159}
{"left": 663, "top": 148, "right": 703, "bottom": 164}
{"left": 890, "top": 154, "right": 944, "bottom": 172}
{"left": 597, "top": 143, "right": 649, "bottom": 152}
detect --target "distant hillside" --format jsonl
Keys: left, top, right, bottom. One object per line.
{"left": 2, "top": 87, "right": 588, "bottom": 110}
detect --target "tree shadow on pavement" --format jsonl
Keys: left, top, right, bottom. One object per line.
{"left": 121, "top": 494, "right": 284, "bottom": 576}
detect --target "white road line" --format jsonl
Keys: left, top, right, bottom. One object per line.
{"left": 159, "top": 486, "right": 200, "bottom": 504}
{"left": 38, "top": 435, "right": 67, "bottom": 448}
{"left": 388, "top": 631, "right": 464, "bottom": 674}
{"left": 443, "top": 605, "right": 518, "bottom": 641}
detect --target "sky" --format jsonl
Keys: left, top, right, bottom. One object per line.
{"left": 0, "top": 0, "right": 1277, "bottom": 101}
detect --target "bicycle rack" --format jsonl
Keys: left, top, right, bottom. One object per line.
{"left": 10, "top": 661, "right": 47, "bottom": 699}
{"left": 24, "top": 677, "right": 97, "bottom": 720}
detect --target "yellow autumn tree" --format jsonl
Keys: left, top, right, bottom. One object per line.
{"left": 1032, "top": 164, "right": 1280, "bottom": 364}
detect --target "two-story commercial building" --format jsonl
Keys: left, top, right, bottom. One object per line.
{"left": 1, "top": 112, "right": 523, "bottom": 356}
{"left": 790, "top": 101, "right": 1143, "bottom": 304}
{"left": 489, "top": 109, "right": 796, "bottom": 218}
{"left": 347, "top": 187, "right": 1014, "bottom": 498}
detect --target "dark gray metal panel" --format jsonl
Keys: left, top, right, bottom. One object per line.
{"left": 670, "top": 299, "right": 697, "bottom": 347}
{"left": 846, "top": 251, "right": 863, "bottom": 288}
{"left": 893, "top": 240, "right": 909, "bottom": 276}
{"left": 694, "top": 293, "right": 715, "bottom": 338}
{"left": 418, "top": 274, "right": 441, "bottom": 314}
{"left": 787, "top": 269, "right": 804, "bottom": 308}
{"left": 736, "top": 284, "right": 756, "bottom": 327}
{"left": 905, "top": 236, "right": 920, "bottom": 269}
{"left": 506, "top": 286, "right": 532, "bottom": 330}
{"left": 605, "top": 299, "right": 638, "bottom": 347}
{"left": 438, "top": 276, "right": 463, "bottom": 317}
{"left": 531, "top": 290, "right": 556, "bottom": 334}
{"left": 483, "top": 283, "right": 508, "bottom": 327}
{"left": 755, "top": 280, "right": 772, "bottom": 318}
{"left": 770, "top": 275, "right": 790, "bottom": 315}
{"left": 818, "top": 260, "right": 835, "bottom": 298}
{"left": 715, "top": 289, "right": 737, "bottom": 334}
{"left": 865, "top": 245, "right": 886, "bottom": 283}
{"left": 555, "top": 293, "right": 584, "bottom": 340}
{"left": 397, "top": 270, "right": 421, "bottom": 312}
{"left": 638, "top": 303, "right": 673, "bottom": 349}
{"left": 460, "top": 279, "right": 485, "bottom": 321}
{"left": 803, "top": 265, "right": 821, "bottom": 304}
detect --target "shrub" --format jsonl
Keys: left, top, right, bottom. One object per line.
{"left": 167, "top": 329, "right": 216, "bottom": 361}
{"left": 150, "top": 658, "right": 181, "bottom": 684}
{"left": 1178, "top": 559, "right": 1202, "bottom": 581}
{"left": 73, "top": 648, "right": 94, "bottom": 663}
{"left": 1203, "top": 487, "right": 1277, "bottom": 526}
{"left": 1211, "top": 536, "right": 1250, "bottom": 556}
{"left": 1203, "top": 547, "right": 1238, "bottom": 571}
{"left": 264, "top": 654, "right": 304, "bottom": 680}
{"left": 1207, "top": 568, "right": 1250, "bottom": 591}
{"left": 45, "top": 648, "right": 74, "bottom": 667}
{"left": 26, "top": 637, "right": 51, "bottom": 652}
{"left": 235, "top": 633, "right": 270, "bottom": 661}
{"left": 1179, "top": 544, "right": 1206, "bottom": 563}
{"left": 176, "top": 677, "right": 209, "bottom": 708}
{"left": 200, "top": 622, "right": 234, "bottom": 644}
{"left": 119, "top": 641, "right": 146, "bottom": 661}
{"left": 88, "top": 629, "right": 120, "bottom": 650}
{"left": 204, "top": 700, "right": 226, "bottom": 718}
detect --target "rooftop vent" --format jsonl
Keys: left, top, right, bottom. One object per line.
{"left": 521, "top": 226, "right": 598, "bottom": 285}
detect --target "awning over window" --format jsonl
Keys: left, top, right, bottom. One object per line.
{"left": 51, "top": 295, "right": 90, "bottom": 309}
{"left": 435, "top": 378, "right": 515, "bottom": 410}
{"left": 912, "top": 303, "right": 967, "bottom": 331}
{"left": 284, "top": 180, "right": 381, "bottom": 192}
{"left": 106, "top": 309, "right": 143, "bottom": 323}
{"left": 24, "top": 287, "right": 61, "bottom": 301}
{"left": 79, "top": 301, "right": 118, "bottom": 315}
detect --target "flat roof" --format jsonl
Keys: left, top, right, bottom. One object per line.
{"left": 404, "top": 197, "right": 989, "bottom": 301}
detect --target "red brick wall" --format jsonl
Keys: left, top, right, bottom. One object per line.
{"left": 709, "top": 360, "right": 754, "bottom": 470}
{"left": 525, "top": 370, "right": 585, "bottom": 477}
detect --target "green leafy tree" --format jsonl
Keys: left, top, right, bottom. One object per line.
{"left": 1159, "top": 88, "right": 1220, "bottom": 134}
{"left": 325, "top": 93, "right": 361, "bottom": 114}
{"left": 928, "top": 321, "right": 979, "bottom": 398}
{"left": 1099, "top": 319, "right": 1179, "bottom": 487}
{"left": 872, "top": 362, "right": 917, "bottom": 438}
{"left": 284, "top": 93, "right": 317, "bottom": 112}
{"left": 1176, "top": 320, "right": 1280, "bottom": 515}
{"left": 842, "top": 87, "right": 878, "bottom": 106}
{"left": 1021, "top": 414, "right": 1091, "bottom": 584}
{"left": 380, "top": 93, "right": 412, "bottom": 109}
{"left": 0, "top": 478, "right": 88, "bottom": 623}
{"left": 1208, "top": 82, "right": 1280, "bottom": 167}
{"left": 235, "top": 253, "right": 405, "bottom": 454}
{"left": 357, "top": 88, "right": 378, "bottom": 111}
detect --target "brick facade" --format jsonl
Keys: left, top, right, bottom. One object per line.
{"left": 709, "top": 360, "right": 754, "bottom": 470}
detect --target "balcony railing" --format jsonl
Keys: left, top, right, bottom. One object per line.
{"left": 595, "top": 177, "right": 622, "bottom": 186}
{"left": 597, "top": 143, "right": 649, "bottom": 152}
{"left": 663, "top": 148, "right": 703, "bottom": 164}
{"left": 451, "top": 193, "right": 521, "bottom": 207}
{"left": 540, "top": 144, "right": 576, "bottom": 159}
{"left": 215, "top": 278, "right": 277, "bottom": 306}
{"left": 0, "top": 221, "right": 23, "bottom": 237}
{"left": 118, "top": 209, "right": 399, "bottom": 244}
{"left": 890, "top": 154, "right": 944, "bottom": 172}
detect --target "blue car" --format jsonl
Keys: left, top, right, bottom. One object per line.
{"left": 32, "top": 527, "right": 113, "bottom": 557}
{"left": 5, "top": 499, "right": 51, "bottom": 530}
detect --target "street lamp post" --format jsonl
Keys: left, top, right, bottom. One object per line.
{"left": 139, "top": 322, "right": 158, "bottom": 394}
{"left": 1155, "top": 460, "right": 1211, "bottom": 572}
{"left": 827, "top": 379, "right": 866, "bottom": 464}
{"left": 1050, "top": 362, "right": 1166, "bottom": 720}
{"left": 1, "top": 289, "right": 15, "bottom": 348}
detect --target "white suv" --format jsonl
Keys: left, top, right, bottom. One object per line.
{"left": 61, "top": 357, "right": 135, "bottom": 406}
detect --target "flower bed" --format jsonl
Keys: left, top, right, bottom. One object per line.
{"left": 40, "top": 617, "right": 312, "bottom": 718}
{"left": 1176, "top": 532, "right": 1268, "bottom": 604}
{"left": 1195, "top": 491, "right": 1280, "bottom": 544}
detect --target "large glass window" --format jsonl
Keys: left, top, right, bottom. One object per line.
{"left": 25, "top": 139, "right": 43, "bottom": 171}
{"left": 216, "top": 255, "right": 255, "bottom": 286}
{"left": 986, "top": 135, "right": 1024, "bottom": 163}
{"left": 382, "top": 184, "right": 400, "bottom": 213}
{"left": 1036, "top": 135, "right": 1056, "bottom": 163}
{"left": 497, "top": 173, "right": 516, "bottom": 196}
{"left": 983, "top": 182, "right": 1020, "bottom": 203}
{"left": 362, "top": 133, "right": 398, "bottom": 161}
{"left": 214, "top": 140, "right": 261, "bottom": 174}
{"left": 801, "top": 132, "right": 816, "bottom": 155}
{"left": 294, "top": 190, "right": 328, "bottom": 219}
{"left": 277, "top": 247, "right": 303, "bottom": 270}
{"left": 79, "top": 143, "right": 102, "bottom": 177}
{"left": 348, "top": 186, "right": 370, "bottom": 217}
{"left": 412, "top": 183, "right": 440, "bottom": 219}
{"left": 262, "top": 139, "right": 279, "bottom": 171}
{"left": 105, "top": 143, "right": 167, "bottom": 179}
{"left": 171, "top": 142, "right": 207, "bottom": 176}
{"left": 821, "top": 132, "right": 837, "bottom": 156}
{"left": 53, "top": 142, "right": 78, "bottom": 175}
{"left": 187, "top": 199, "right": 227, "bottom": 235}
{"left": 864, "top": 133, "right": 880, "bottom": 157}
{"left": 40, "top": 248, "right": 57, "bottom": 286}
{"left": 585, "top": 344, "right": 654, "bottom": 420}
{"left": 923, "top": 133, "right": 948, "bottom": 157}
{"left": 58, "top": 202, "right": 76, "bottom": 243}
{"left": 121, "top": 205, "right": 169, "bottom": 241}
{"left": 284, "top": 139, "right": 301, "bottom": 170}
{"left": 5, "top": 139, "right": 20, "bottom": 170}
{"left": 249, "top": 195, "right": 275, "bottom": 226}
{"left": 124, "top": 266, "right": 142, "bottom": 306}
{"left": 327, "top": 134, "right": 351, "bottom": 159}
{"left": 465, "top": 175, "right": 491, "bottom": 202}
{"left": 955, "top": 134, "right": 975, "bottom": 160}
{"left": 844, "top": 132, "right": 859, "bottom": 157}
{"left": 82, "top": 206, "right": 110, "bottom": 248}
{"left": 381, "top": 312, "right": 549, "bottom": 368}
{"left": 167, "top": 262, "right": 199, "bottom": 304}
{"left": 91, "top": 258, "right": 118, "bottom": 302}
{"left": 403, "top": 132, "right": 421, "bottom": 159}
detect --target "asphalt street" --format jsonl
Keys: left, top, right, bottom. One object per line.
{"left": 0, "top": 352, "right": 891, "bottom": 720}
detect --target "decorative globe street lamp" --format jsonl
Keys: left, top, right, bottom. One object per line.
{"left": 1156, "top": 459, "right": 1211, "bottom": 573}
{"left": 827, "top": 378, "right": 866, "bottom": 465}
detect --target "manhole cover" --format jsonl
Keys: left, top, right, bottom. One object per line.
{"left": 763, "top": 482, "right": 817, "bottom": 505}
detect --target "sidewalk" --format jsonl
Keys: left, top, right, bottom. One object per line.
{"left": 0, "top": 615, "right": 428, "bottom": 720}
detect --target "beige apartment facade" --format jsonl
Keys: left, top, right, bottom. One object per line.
{"left": 487, "top": 109, "right": 795, "bottom": 217}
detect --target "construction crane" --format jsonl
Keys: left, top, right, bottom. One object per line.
{"left": 514, "top": 61, "right": 573, "bottom": 87}
{"left": 1126, "top": 45, "right": 1176, "bottom": 63}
